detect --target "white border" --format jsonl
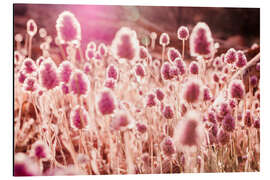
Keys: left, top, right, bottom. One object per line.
{"left": 2, "top": 0, "right": 269, "bottom": 179}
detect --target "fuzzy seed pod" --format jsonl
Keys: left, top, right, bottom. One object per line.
{"left": 18, "top": 70, "right": 27, "bottom": 84}
{"left": 174, "top": 111, "right": 205, "bottom": 149}
{"left": 27, "top": 19, "right": 37, "bottom": 37}
{"left": 58, "top": 60, "right": 73, "bottom": 83}
{"left": 189, "top": 61, "right": 199, "bottom": 75}
{"left": 250, "top": 75, "right": 258, "bottom": 87}
{"left": 182, "top": 79, "right": 202, "bottom": 104}
{"left": 111, "top": 110, "right": 134, "bottom": 131}
{"left": 22, "top": 58, "right": 37, "bottom": 74}
{"left": 111, "top": 27, "right": 140, "bottom": 62}
{"left": 56, "top": 11, "right": 81, "bottom": 44}
{"left": 222, "top": 113, "right": 235, "bottom": 132}
{"left": 167, "top": 47, "right": 181, "bottom": 63}
{"left": 139, "top": 46, "right": 149, "bottom": 60}
{"left": 203, "top": 87, "right": 212, "bottom": 101}
{"left": 190, "top": 22, "right": 214, "bottom": 58}
{"left": 225, "top": 48, "right": 237, "bottom": 64}
{"left": 97, "top": 89, "right": 116, "bottom": 115}
{"left": 159, "top": 33, "right": 170, "bottom": 46}
{"left": 229, "top": 79, "right": 245, "bottom": 99}
{"left": 134, "top": 63, "right": 146, "bottom": 78}
{"left": 104, "top": 78, "right": 116, "bottom": 90}
{"left": 177, "top": 26, "right": 189, "bottom": 40}
{"left": 70, "top": 70, "right": 89, "bottom": 96}
{"left": 161, "top": 136, "right": 176, "bottom": 157}
{"left": 23, "top": 76, "right": 38, "bottom": 92}
{"left": 235, "top": 50, "right": 247, "bottom": 68}
{"left": 106, "top": 64, "right": 118, "bottom": 80}
{"left": 244, "top": 110, "right": 253, "bottom": 127}
{"left": 61, "top": 83, "right": 69, "bottom": 95}
{"left": 136, "top": 122, "right": 147, "bottom": 134}
{"left": 70, "top": 105, "right": 89, "bottom": 130}
{"left": 174, "top": 57, "right": 186, "bottom": 75}
{"left": 161, "top": 62, "right": 173, "bottom": 80}
{"left": 31, "top": 140, "right": 51, "bottom": 160}
{"left": 39, "top": 58, "right": 59, "bottom": 90}
{"left": 162, "top": 105, "right": 174, "bottom": 119}
{"left": 146, "top": 93, "right": 156, "bottom": 107}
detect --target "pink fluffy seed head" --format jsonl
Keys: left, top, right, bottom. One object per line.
{"left": 161, "top": 137, "right": 176, "bottom": 157}
{"left": 236, "top": 50, "right": 247, "bottom": 68}
{"left": 219, "top": 102, "right": 231, "bottom": 117}
{"left": 182, "top": 79, "right": 202, "bottom": 104}
{"left": 250, "top": 75, "right": 258, "bottom": 87}
{"left": 225, "top": 48, "right": 237, "bottom": 64}
{"left": 207, "top": 111, "right": 216, "bottom": 124}
{"left": 229, "top": 99, "right": 236, "bottom": 109}
{"left": 111, "top": 27, "right": 140, "bottom": 62}
{"left": 254, "top": 119, "right": 260, "bottom": 129}
{"left": 212, "top": 73, "right": 220, "bottom": 83}
{"left": 174, "top": 57, "right": 186, "bottom": 75}
{"left": 244, "top": 110, "right": 253, "bottom": 127}
{"left": 160, "top": 33, "right": 170, "bottom": 46}
{"left": 136, "top": 122, "right": 147, "bottom": 134}
{"left": 146, "top": 93, "right": 156, "bottom": 107}
{"left": 162, "top": 105, "right": 174, "bottom": 119}
{"left": 134, "top": 63, "right": 146, "bottom": 78}
{"left": 177, "top": 26, "right": 189, "bottom": 40}
{"left": 18, "top": 70, "right": 27, "bottom": 84}
{"left": 27, "top": 19, "right": 37, "bottom": 37}
{"left": 22, "top": 58, "right": 37, "bottom": 74}
{"left": 106, "top": 64, "right": 118, "bottom": 80}
{"left": 155, "top": 88, "right": 165, "bottom": 101}
{"left": 58, "top": 61, "right": 73, "bottom": 83}
{"left": 31, "top": 140, "right": 50, "bottom": 160}
{"left": 203, "top": 87, "right": 212, "bottom": 101}
{"left": 39, "top": 58, "right": 59, "bottom": 90}
{"left": 189, "top": 61, "right": 199, "bottom": 75}
{"left": 98, "top": 43, "right": 107, "bottom": 57}
{"left": 56, "top": 11, "right": 81, "bottom": 44}
{"left": 213, "top": 56, "right": 222, "bottom": 69}
{"left": 222, "top": 113, "right": 235, "bottom": 132}
{"left": 111, "top": 110, "right": 134, "bottom": 131}
{"left": 167, "top": 48, "right": 181, "bottom": 63}
{"left": 70, "top": 70, "right": 90, "bottom": 96}
{"left": 70, "top": 105, "right": 89, "bottom": 130}
{"left": 174, "top": 111, "right": 205, "bottom": 149}
{"left": 190, "top": 22, "right": 214, "bottom": 58}
{"left": 229, "top": 79, "right": 245, "bottom": 99}
{"left": 104, "top": 78, "right": 116, "bottom": 90}
{"left": 169, "top": 67, "right": 179, "bottom": 77}
{"left": 23, "top": 76, "right": 38, "bottom": 92}
{"left": 161, "top": 62, "right": 173, "bottom": 80}
{"left": 97, "top": 89, "right": 116, "bottom": 115}
{"left": 139, "top": 46, "right": 149, "bottom": 60}
{"left": 61, "top": 83, "right": 69, "bottom": 95}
